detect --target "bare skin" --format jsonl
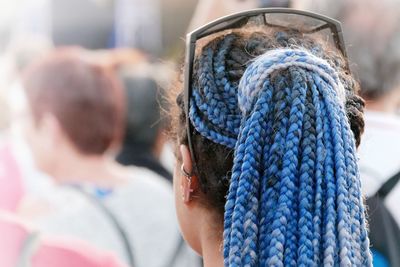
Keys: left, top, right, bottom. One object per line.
{"left": 174, "top": 145, "right": 224, "bottom": 267}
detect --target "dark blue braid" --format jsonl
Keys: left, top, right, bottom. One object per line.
{"left": 190, "top": 35, "right": 241, "bottom": 148}
{"left": 259, "top": 76, "right": 291, "bottom": 265}
{"left": 189, "top": 39, "right": 372, "bottom": 266}
{"left": 309, "top": 76, "right": 326, "bottom": 266}
{"left": 213, "top": 35, "right": 239, "bottom": 111}
{"left": 265, "top": 66, "right": 307, "bottom": 267}
{"left": 296, "top": 72, "right": 317, "bottom": 266}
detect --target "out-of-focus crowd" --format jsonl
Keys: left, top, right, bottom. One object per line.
{"left": 0, "top": 0, "right": 399, "bottom": 267}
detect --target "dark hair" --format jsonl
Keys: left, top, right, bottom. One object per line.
{"left": 169, "top": 28, "right": 370, "bottom": 265}
{"left": 170, "top": 29, "right": 364, "bottom": 214}
{"left": 117, "top": 70, "right": 165, "bottom": 149}
{"left": 22, "top": 49, "right": 125, "bottom": 155}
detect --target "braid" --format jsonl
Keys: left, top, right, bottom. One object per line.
{"left": 266, "top": 67, "right": 307, "bottom": 267}
{"left": 259, "top": 76, "right": 291, "bottom": 265}
{"left": 319, "top": 72, "right": 355, "bottom": 265}
{"left": 190, "top": 35, "right": 241, "bottom": 149}
{"left": 185, "top": 31, "right": 371, "bottom": 266}
{"left": 310, "top": 77, "right": 326, "bottom": 266}
{"left": 296, "top": 75, "right": 317, "bottom": 266}
{"left": 319, "top": 90, "right": 339, "bottom": 266}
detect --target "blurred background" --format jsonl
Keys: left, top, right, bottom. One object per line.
{"left": 0, "top": 0, "right": 399, "bottom": 267}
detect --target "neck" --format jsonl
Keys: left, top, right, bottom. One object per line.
{"left": 51, "top": 151, "right": 124, "bottom": 187}
{"left": 199, "top": 216, "right": 224, "bottom": 267}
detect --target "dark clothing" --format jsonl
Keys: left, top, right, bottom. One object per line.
{"left": 116, "top": 146, "right": 172, "bottom": 183}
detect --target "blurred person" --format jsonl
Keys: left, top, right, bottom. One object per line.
{"left": 6, "top": 80, "right": 57, "bottom": 215}
{"left": 187, "top": 0, "right": 258, "bottom": 32}
{"left": 292, "top": 1, "right": 400, "bottom": 265}
{"left": 0, "top": 212, "right": 126, "bottom": 267}
{"left": 97, "top": 49, "right": 176, "bottom": 174}
{"left": 168, "top": 8, "right": 371, "bottom": 266}
{"left": 187, "top": 0, "right": 291, "bottom": 32}
{"left": 0, "top": 94, "right": 24, "bottom": 214}
{"left": 116, "top": 64, "right": 172, "bottom": 182}
{"left": 16, "top": 48, "right": 197, "bottom": 267}
{"left": 0, "top": 89, "right": 10, "bottom": 129}
{"left": 0, "top": 34, "right": 54, "bottom": 214}
{"left": 0, "top": 142, "right": 24, "bottom": 212}
{"left": 8, "top": 0, "right": 196, "bottom": 57}
{"left": 84, "top": 48, "right": 149, "bottom": 70}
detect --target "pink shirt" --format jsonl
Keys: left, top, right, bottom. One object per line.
{"left": 0, "top": 214, "right": 126, "bottom": 267}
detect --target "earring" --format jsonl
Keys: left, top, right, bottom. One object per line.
{"left": 181, "top": 164, "right": 194, "bottom": 203}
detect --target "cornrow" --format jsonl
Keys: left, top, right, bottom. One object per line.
{"left": 187, "top": 31, "right": 372, "bottom": 266}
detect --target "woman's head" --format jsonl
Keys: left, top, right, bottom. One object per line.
{"left": 20, "top": 49, "right": 124, "bottom": 175}
{"left": 169, "top": 20, "right": 370, "bottom": 266}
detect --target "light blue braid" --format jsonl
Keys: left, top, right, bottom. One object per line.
{"left": 189, "top": 41, "right": 372, "bottom": 266}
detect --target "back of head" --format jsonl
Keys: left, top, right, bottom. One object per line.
{"left": 170, "top": 26, "right": 371, "bottom": 265}
{"left": 22, "top": 48, "right": 125, "bottom": 155}
{"left": 295, "top": 0, "right": 400, "bottom": 100}
{"left": 118, "top": 68, "right": 163, "bottom": 149}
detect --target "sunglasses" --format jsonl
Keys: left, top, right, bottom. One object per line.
{"left": 183, "top": 8, "right": 349, "bottom": 171}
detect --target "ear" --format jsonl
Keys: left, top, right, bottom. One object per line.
{"left": 179, "top": 145, "right": 200, "bottom": 204}
{"left": 180, "top": 145, "right": 193, "bottom": 175}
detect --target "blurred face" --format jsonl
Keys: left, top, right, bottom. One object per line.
{"left": 21, "top": 112, "right": 54, "bottom": 174}
{"left": 10, "top": 84, "right": 57, "bottom": 175}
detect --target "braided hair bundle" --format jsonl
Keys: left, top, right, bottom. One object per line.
{"left": 189, "top": 32, "right": 371, "bottom": 266}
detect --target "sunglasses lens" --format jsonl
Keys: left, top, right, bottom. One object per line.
{"left": 264, "top": 12, "right": 326, "bottom": 29}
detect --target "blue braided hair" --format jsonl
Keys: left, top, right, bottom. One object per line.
{"left": 171, "top": 30, "right": 370, "bottom": 266}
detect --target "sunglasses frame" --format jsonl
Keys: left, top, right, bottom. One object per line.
{"left": 183, "top": 8, "right": 348, "bottom": 172}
